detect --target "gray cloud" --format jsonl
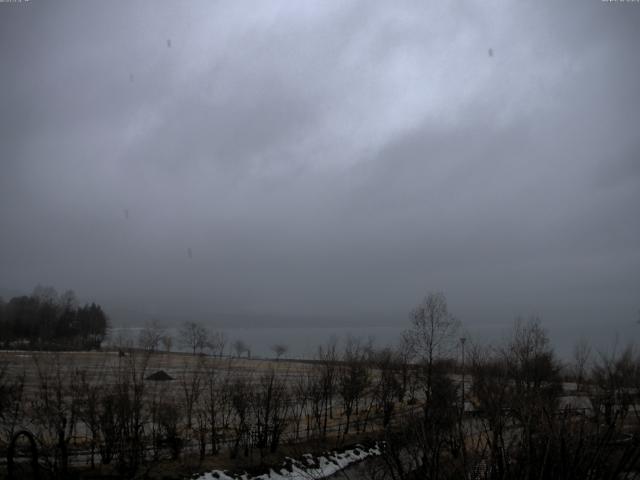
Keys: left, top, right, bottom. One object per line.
{"left": 1, "top": 0, "right": 639, "bottom": 353}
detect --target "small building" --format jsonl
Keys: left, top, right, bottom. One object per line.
{"left": 145, "top": 370, "right": 174, "bottom": 381}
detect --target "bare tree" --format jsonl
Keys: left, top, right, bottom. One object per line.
{"left": 407, "top": 292, "right": 460, "bottom": 402}
{"left": 161, "top": 334, "right": 173, "bottom": 353}
{"left": 137, "top": 319, "right": 164, "bottom": 353}
{"left": 229, "top": 375, "right": 252, "bottom": 458}
{"left": 252, "top": 369, "right": 290, "bottom": 456}
{"left": 58, "top": 289, "right": 78, "bottom": 311}
{"left": 377, "top": 367, "right": 459, "bottom": 480}
{"left": 0, "top": 362, "right": 26, "bottom": 448}
{"left": 32, "top": 284, "right": 58, "bottom": 304}
{"left": 206, "top": 330, "right": 227, "bottom": 357}
{"left": 469, "top": 343, "right": 513, "bottom": 478}
{"left": 179, "top": 321, "right": 208, "bottom": 355}
{"left": 77, "top": 368, "right": 105, "bottom": 469}
{"left": 572, "top": 338, "right": 592, "bottom": 392}
{"left": 591, "top": 344, "right": 638, "bottom": 428}
{"left": 233, "top": 339, "right": 249, "bottom": 358}
{"left": 396, "top": 334, "right": 415, "bottom": 403}
{"left": 306, "top": 368, "right": 325, "bottom": 438}
{"left": 157, "top": 398, "right": 183, "bottom": 460}
{"left": 463, "top": 327, "right": 638, "bottom": 480}
{"left": 195, "top": 403, "right": 209, "bottom": 460}
{"left": 375, "top": 293, "right": 462, "bottom": 480}
{"left": 217, "top": 363, "right": 236, "bottom": 445}
{"left": 372, "top": 347, "right": 402, "bottom": 429}
{"left": 202, "top": 360, "right": 222, "bottom": 454}
{"left": 179, "top": 357, "right": 204, "bottom": 430}
{"left": 337, "top": 337, "right": 370, "bottom": 436}
{"left": 503, "top": 318, "right": 561, "bottom": 421}
{"left": 501, "top": 318, "right": 562, "bottom": 478}
{"left": 271, "top": 343, "right": 288, "bottom": 360}
{"left": 290, "top": 374, "right": 311, "bottom": 440}
{"left": 31, "top": 354, "right": 80, "bottom": 476}
{"left": 106, "top": 349, "right": 151, "bottom": 475}
{"left": 316, "top": 337, "right": 338, "bottom": 438}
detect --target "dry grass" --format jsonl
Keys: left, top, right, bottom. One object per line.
{"left": 0, "top": 350, "right": 314, "bottom": 389}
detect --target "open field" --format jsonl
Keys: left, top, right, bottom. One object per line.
{"left": 0, "top": 347, "right": 416, "bottom": 479}
{"left": 0, "top": 350, "right": 314, "bottom": 387}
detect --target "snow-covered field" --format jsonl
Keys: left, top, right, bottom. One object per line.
{"left": 193, "top": 444, "right": 382, "bottom": 480}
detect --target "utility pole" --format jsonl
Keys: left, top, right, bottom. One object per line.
{"left": 460, "top": 337, "right": 466, "bottom": 413}
{"left": 459, "top": 336, "right": 468, "bottom": 475}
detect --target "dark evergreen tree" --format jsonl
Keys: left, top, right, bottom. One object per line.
{"left": 0, "top": 287, "right": 109, "bottom": 350}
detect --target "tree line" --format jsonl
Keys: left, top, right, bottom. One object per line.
{"left": 0, "top": 286, "right": 109, "bottom": 350}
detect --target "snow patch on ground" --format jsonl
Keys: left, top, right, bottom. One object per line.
{"left": 193, "top": 444, "right": 381, "bottom": 480}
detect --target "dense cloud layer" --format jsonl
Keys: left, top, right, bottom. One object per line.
{"left": 1, "top": 1, "right": 639, "bottom": 350}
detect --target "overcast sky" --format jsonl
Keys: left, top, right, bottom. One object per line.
{"left": 1, "top": 1, "right": 639, "bottom": 345}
